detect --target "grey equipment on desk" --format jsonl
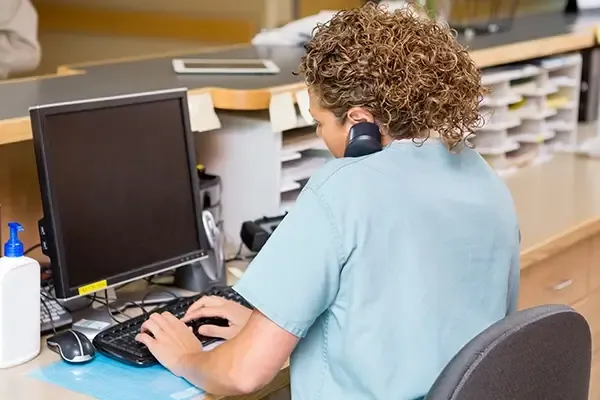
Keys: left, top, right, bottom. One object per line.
{"left": 40, "top": 293, "right": 73, "bottom": 335}
{"left": 46, "top": 329, "right": 95, "bottom": 364}
{"left": 175, "top": 166, "right": 226, "bottom": 292}
{"left": 426, "top": 304, "right": 591, "bottom": 400}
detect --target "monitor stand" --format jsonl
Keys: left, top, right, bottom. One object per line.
{"left": 62, "top": 284, "right": 197, "bottom": 340}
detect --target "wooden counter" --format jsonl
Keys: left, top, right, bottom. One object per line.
{"left": 0, "top": 11, "right": 597, "bottom": 147}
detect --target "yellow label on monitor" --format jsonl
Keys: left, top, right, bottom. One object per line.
{"left": 78, "top": 280, "right": 108, "bottom": 295}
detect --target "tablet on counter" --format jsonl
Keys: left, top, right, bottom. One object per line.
{"left": 172, "top": 58, "right": 280, "bottom": 75}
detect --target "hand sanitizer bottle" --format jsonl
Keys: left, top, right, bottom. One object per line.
{"left": 0, "top": 222, "right": 41, "bottom": 368}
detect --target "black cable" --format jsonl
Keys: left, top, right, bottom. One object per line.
{"left": 25, "top": 243, "right": 41, "bottom": 255}
{"left": 96, "top": 289, "right": 133, "bottom": 324}
{"left": 40, "top": 296, "right": 57, "bottom": 335}
{"left": 225, "top": 242, "right": 245, "bottom": 263}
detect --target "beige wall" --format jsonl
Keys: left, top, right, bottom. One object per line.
{"left": 33, "top": 0, "right": 294, "bottom": 29}
{"left": 35, "top": 33, "right": 206, "bottom": 75}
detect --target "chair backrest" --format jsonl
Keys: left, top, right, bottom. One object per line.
{"left": 426, "top": 304, "right": 592, "bottom": 400}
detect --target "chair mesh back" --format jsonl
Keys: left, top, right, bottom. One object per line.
{"left": 426, "top": 305, "right": 592, "bottom": 400}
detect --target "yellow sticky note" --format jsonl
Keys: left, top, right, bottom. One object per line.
{"left": 78, "top": 280, "right": 108, "bottom": 295}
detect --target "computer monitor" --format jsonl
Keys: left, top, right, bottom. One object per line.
{"left": 30, "top": 88, "right": 209, "bottom": 299}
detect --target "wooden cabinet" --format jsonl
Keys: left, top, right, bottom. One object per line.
{"left": 590, "top": 235, "right": 600, "bottom": 293}
{"left": 520, "top": 233, "right": 600, "bottom": 398}
{"left": 518, "top": 239, "right": 591, "bottom": 309}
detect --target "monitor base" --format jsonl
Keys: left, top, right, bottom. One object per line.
{"left": 64, "top": 284, "right": 196, "bottom": 340}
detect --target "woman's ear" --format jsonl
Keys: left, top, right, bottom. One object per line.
{"left": 346, "top": 107, "right": 375, "bottom": 124}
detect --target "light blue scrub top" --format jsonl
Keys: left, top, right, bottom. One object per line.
{"left": 234, "top": 139, "right": 520, "bottom": 400}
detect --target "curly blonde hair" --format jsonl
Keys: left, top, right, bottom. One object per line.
{"left": 298, "top": 3, "right": 486, "bottom": 148}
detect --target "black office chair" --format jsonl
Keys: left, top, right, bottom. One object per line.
{"left": 426, "top": 304, "right": 592, "bottom": 400}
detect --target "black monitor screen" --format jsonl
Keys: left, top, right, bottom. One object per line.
{"left": 37, "top": 94, "right": 204, "bottom": 293}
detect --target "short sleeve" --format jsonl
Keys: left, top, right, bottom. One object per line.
{"left": 506, "top": 230, "right": 521, "bottom": 315}
{"left": 233, "top": 186, "right": 343, "bottom": 338}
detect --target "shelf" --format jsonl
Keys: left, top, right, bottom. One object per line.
{"left": 280, "top": 152, "right": 301, "bottom": 162}
{"left": 510, "top": 130, "right": 555, "bottom": 144}
{"left": 476, "top": 139, "right": 520, "bottom": 155}
{"left": 282, "top": 129, "right": 320, "bottom": 156}
{"left": 281, "top": 156, "right": 327, "bottom": 184}
{"left": 477, "top": 115, "right": 521, "bottom": 131}
{"left": 513, "top": 83, "right": 558, "bottom": 97}
{"left": 280, "top": 180, "right": 301, "bottom": 194}
{"left": 280, "top": 190, "right": 301, "bottom": 214}
{"left": 481, "top": 93, "right": 522, "bottom": 107}
{"left": 549, "top": 76, "right": 577, "bottom": 88}
{"left": 514, "top": 107, "right": 557, "bottom": 120}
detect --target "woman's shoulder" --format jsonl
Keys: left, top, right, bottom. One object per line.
{"left": 305, "top": 157, "right": 366, "bottom": 192}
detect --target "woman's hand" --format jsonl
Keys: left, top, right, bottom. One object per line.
{"left": 136, "top": 312, "right": 203, "bottom": 377}
{"left": 182, "top": 296, "right": 252, "bottom": 340}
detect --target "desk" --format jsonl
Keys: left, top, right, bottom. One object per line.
{"left": 1, "top": 153, "right": 600, "bottom": 399}
{"left": 0, "top": 269, "right": 290, "bottom": 400}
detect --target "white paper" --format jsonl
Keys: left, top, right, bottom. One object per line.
{"left": 73, "top": 319, "right": 111, "bottom": 331}
{"left": 187, "top": 92, "right": 221, "bottom": 133}
{"left": 269, "top": 91, "right": 298, "bottom": 132}
{"left": 575, "top": 0, "right": 600, "bottom": 10}
{"left": 295, "top": 88, "right": 314, "bottom": 125}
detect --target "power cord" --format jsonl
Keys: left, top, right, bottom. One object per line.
{"left": 25, "top": 243, "right": 41, "bottom": 255}
{"left": 95, "top": 289, "right": 136, "bottom": 324}
{"left": 40, "top": 295, "right": 57, "bottom": 335}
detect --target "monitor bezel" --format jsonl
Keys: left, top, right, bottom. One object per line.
{"left": 30, "top": 88, "right": 209, "bottom": 299}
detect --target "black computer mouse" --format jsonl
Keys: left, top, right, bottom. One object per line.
{"left": 46, "top": 329, "right": 96, "bottom": 364}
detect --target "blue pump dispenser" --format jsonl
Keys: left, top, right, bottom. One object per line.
{"left": 4, "top": 222, "right": 25, "bottom": 258}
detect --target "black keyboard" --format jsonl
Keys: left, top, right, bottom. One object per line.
{"left": 93, "top": 286, "right": 252, "bottom": 366}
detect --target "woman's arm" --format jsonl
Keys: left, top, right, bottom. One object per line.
{"left": 180, "top": 310, "right": 298, "bottom": 394}
{"left": 139, "top": 184, "right": 347, "bottom": 395}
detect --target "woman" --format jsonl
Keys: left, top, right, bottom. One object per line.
{"left": 136, "top": 4, "right": 520, "bottom": 399}
{"left": 0, "top": 0, "right": 40, "bottom": 79}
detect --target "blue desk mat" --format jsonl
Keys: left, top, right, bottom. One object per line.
{"left": 29, "top": 354, "right": 204, "bottom": 400}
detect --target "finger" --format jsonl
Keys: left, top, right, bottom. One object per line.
{"left": 135, "top": 332, "right": 156, "bottom": 348}
{"left": 185, "top": 296, "right": 227, "bottom": 315}
{"left": 197, "top": 324, "right": 233, "bottom": 340}
{"left": 161, "top": 311, "right": 179, "bottom": 323}
{"left": 140, "top": 318, "right": 164, "bottom": 338}
{"left": 148, "top": 312, "right": 173, "bottom": 329}
{"left": 182, "top": 306, "right": 229, "bottom": 322}
{"left": 161, "top": 312, "right": 189, "bottom": 333}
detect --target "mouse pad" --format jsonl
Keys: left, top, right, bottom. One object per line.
{"left": 28, "top": 354, "right": 204, "bottom": 400}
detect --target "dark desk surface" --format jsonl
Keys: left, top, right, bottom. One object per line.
{"left": 0, "top": 11, "right": 597, "bottom": 146}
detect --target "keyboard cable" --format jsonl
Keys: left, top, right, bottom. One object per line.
{"left": 40, "top": 295, "right": 57, "bottom": 335}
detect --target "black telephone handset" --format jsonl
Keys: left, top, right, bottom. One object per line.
{"left": 344, "top": 122, "right": 383, "bottom": 158}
